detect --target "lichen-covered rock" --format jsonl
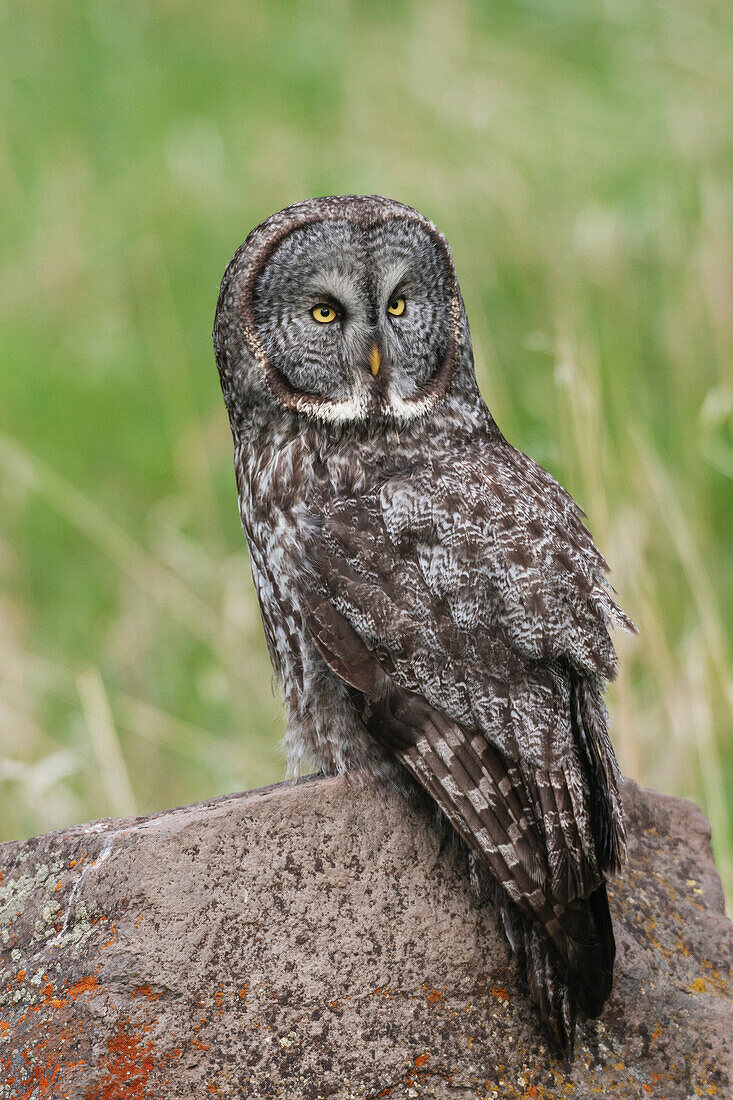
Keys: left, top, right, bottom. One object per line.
{"left": 0, "top": 776, "right": 730, "bottom": 1099}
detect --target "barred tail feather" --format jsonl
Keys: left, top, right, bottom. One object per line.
{"left": 519, "top": 881, "right": 614, "bottom": 1054}
{"left": 523, "top": 920, "right": 576, "bottom": 1053}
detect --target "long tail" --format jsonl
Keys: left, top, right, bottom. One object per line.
{"left": 470, "top": 841, "right": 616, "bottom": 1053}
{"left": 509, "top": 881, "right": 615, "bottom": 1053}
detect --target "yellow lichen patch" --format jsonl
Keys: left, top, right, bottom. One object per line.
{"left": 687, "top": 967, "right": 730, "bottom": 997}
{"left": 705, "top": 968, "right": 729, "bottom": 993}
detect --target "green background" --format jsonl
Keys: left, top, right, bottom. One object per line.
{"left": 1, "top": 0, "right": 731, "bottom": 898}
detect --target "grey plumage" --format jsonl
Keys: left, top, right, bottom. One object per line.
{"left": 213, "top": 195, "right": 634, "bottom": 1051}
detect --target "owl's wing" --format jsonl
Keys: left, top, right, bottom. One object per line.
{"left": 300, "top": 438, "right": 632, "bottom": 1041}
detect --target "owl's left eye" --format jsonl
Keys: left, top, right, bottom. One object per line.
{"left": 387, "top": 297, "right": 406, "bottom": 317}
{"left": 312, "top": 304, "right": 337, "bottom": 324}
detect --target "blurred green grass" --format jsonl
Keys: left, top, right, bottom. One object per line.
{"left": 1, "top": 0, "right": 731, "bottom": 896}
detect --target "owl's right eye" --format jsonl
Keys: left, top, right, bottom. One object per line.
{"left": 311, "top": 304, "right": 337, "bottom": 324}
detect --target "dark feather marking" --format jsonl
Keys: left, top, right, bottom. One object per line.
{"left": 305, "top": 593, "right": 617, "bottom": 996}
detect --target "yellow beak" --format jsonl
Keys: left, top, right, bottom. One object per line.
{"left": 368, "top": 343, "right": 381, "bottom": 377}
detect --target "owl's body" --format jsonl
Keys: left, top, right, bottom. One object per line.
{"left": 214, "top": 196, "right": 633, "bottom": 1051}
{"left": 236, "top": 381, "right": 489, "bottom": 782}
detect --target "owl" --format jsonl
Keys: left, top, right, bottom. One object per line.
{"left": 213, "top": 195, "right": 634, "bottom": 1052}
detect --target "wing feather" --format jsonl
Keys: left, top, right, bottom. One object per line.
{"left": 298, "top": 438, "right": 629, "bottom": 1045}
{"left": 305, "top": 594, "right": 605, "bottom": 969}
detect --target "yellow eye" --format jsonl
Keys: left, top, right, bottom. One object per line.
{"left": 312, "top": 304, "right": 337, "bottom": 323}
{"left": 387, "top": 297, "right": 405, "bottom": 317}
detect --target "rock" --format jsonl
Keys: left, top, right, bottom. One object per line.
{"left": 0, "top": 776, "right": 730, "bottom": 1099}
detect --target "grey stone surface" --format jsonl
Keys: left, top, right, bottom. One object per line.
{"left": 0, "top": 775, "right": 730, "bottom": 1099}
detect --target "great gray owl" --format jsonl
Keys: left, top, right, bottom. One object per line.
{"left": 213, "top": 195, "right": 634, "bottom": 1052}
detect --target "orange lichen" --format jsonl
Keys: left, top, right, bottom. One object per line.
{"left": 36, "top": 973, "right": 101, "bottom": 1010}
{"left": 9, "top": 1058, "right": 61, "bottom": 1099}
{"left": 491, "top": 986, "right": 509, "bottom": 1002}
{"left": 383, "top": 1067, "right": 453, "bottom": 1095}
{"left": 132, "top": 985, "right": 162, "bottom": 1001}
{"left": 414, "top": 1053, "right": 429, "bottom": 1068}
{"left": 690, "top": 977, "right": 707, "bottom": 993}
{"left": 423, "top": 985, "right": 444, "bottom": 1005}
{"left": 16, "top": 970, "right": 26, "bottom": 982}
{"left": 40, "top": 983, "right": 60, "bottom": 1007}
{"left": 0, "top": 1017, "right": 89, "bottom": 1099}
{"left": 101, "top": 923, "right": 117, "bottom": 950}
{"left": 67, "top": 975, "right": 100, "bottom": 1000}
{"left": 83, "top": 1022, "right": 155, "bottom": 1100}
{"left": 237, "top": 986, "right": 248, "bottom": 1001}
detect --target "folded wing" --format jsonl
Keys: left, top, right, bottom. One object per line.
{"left": 301, "top": 439, "right": 632, "bottom": 1047}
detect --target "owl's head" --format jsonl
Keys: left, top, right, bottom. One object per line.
{"left": 213, "top": 196, "right": 470, "bottom": 431}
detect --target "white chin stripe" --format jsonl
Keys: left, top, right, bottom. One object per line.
{"left": 385, "top": 392, "right": 438, "bottom": 422}
{"left": 304, "top": 393, "right": 437, "bottom": 426}
{"left": 300, "top": 395, "right": 368, "bottom": 424}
